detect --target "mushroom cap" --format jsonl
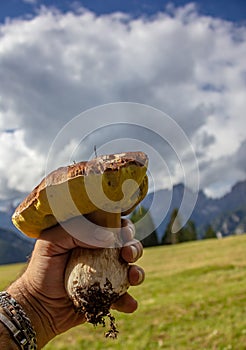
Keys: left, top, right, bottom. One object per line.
{"left": 12, "top": 151, "right": 148, "bottom": 238}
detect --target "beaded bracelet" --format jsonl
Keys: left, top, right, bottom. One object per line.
{"left": 0, "top": 291, "right": 37, "bottom": 349}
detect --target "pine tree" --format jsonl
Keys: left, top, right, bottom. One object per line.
{"left": 204, "top": 224, "right": 217, "bottom": 239}
{"left": 179, "top": 219, "right": 197, "bottom": 242}
{"left": 162, "top": 208, "right": 183, "bottom": 245}
{"left": 130, "top": 206, "right": 159, "bottom": 247}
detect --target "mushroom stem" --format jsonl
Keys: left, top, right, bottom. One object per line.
{"left": 65, "top": 211, "right": 129, "bottom": 338}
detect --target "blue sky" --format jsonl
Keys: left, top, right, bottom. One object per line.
{"left": 0, "top": 0, "right": 245, "bottom": 23}
{"left": 0, "top": 0, "right": 246, "bottom": 202}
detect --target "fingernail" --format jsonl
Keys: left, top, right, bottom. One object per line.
{"left": 129, "top": 224, "right": 135, "bottom": 239}
{"left": 94, "top": 228, "right": 114, "bottom": 242}
{"left": 131, "top": 245, "right": 138, "bottom": 260}
{"left": 137, "top": 268, "right": 144, "bottom": 284}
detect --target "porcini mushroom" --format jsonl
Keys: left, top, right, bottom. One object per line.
{"left": 12, "top": 151, "right": 148, "bottom": 337}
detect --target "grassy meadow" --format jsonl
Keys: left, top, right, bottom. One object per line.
{"left": 1, "top": 235, "right": 246, "bottom": 349}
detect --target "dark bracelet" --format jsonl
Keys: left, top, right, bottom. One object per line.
{"left": 0, "top": 291, "right": 37, "bottom": 350}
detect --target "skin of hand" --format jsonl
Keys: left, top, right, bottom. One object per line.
{"left": 6, "top": 218, "right": 144, "bottom": 349}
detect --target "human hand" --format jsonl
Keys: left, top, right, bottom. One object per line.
{"left": 7, "top": 218, "right": 144, "bottom": 348}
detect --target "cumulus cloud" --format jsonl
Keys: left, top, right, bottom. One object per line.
{"left": 0, "top": 3, "right": 245, "bottom": 199}
{"left": 0, "top": 129, "right": 45, "bottom": 198}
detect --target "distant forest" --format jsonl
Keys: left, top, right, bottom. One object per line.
{"left": 130, "top": 206, "right": 218, "bottom": 248}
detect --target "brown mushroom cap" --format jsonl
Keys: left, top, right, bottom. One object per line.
{"left": 12, "top": 151, "right": 148, "bottom": 238}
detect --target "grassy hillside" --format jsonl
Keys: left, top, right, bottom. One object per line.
{"left": 1, "top": 235, "right": 246, "bottom": 349}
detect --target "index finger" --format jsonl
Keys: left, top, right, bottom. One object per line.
{"left": 120, "top": 219, "right": 135, "bottom": 244}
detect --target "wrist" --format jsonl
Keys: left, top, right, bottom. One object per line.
{"left": 7, "top": 277, "right": 56, "bottom": 349}
{"left": 0, "top": 320, "right": 18, "bottom": 349}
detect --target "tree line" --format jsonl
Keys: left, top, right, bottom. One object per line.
{"left": 130, "top": 206, "right": 217, "bottom": 248}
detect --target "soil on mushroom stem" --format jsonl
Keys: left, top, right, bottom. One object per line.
{"left": 72, "top": 279, "right": 120, "bottom": 339}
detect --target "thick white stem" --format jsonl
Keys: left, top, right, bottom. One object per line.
{"left": 64, "top": 211, "right": 129, "bottom": 337}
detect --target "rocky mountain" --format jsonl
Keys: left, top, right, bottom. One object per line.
{"left": 141, "top": 180, "right": 246, "bottom": 241}
{"left": 208, "top": 180, "right": 246, "bottom": 236}
{"left": 0, "top": 228, "right": 34, "bottom": 265}
{"left": 0, "top": 197, "right": 35, "bottom": 264}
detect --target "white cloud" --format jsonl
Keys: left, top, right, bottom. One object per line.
{"left": 22, "top": 0, "right": 38, "bottom": 4}
{"left": 0, "top": 130, "right": 45, "bottom": 198}
{"left": 0, "top": 3, "right": 245, "bottom": 199}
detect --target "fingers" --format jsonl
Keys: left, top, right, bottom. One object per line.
{"left": 111, "top": 292, "right": 138, "bottom": 313}
{"left": 121, "top": 238, "right": 143, "bottom": 263}
{"left": 71, "top": 217, "right": 139, "bottom": 250}
{"left": 111, "top": 265, "right": 145, "bottom": 314}
{"left": 71, "top": 217, "right": 137, "bottom": 249}
{"left": 61, "top": 216, "right": 117, "bottom": 248}
{"left": 120, "top": 218, "right": 143, "bottom": 263}
{"left": 41, "top": 216, "right": 116, "bottom": 251}
{"left": 121, "top": 218, "right": 135, "bottom": 243}
{"left": 41, "top": 217, "right": 144, "bottom": 261}
{"left": 128, "top": 265, "right": 145, "bottom": 286}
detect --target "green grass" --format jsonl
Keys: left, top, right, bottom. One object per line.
{"left": 0, "top": 263, "right": 26, "bottom": 290}
{"left": 1, "top": 235, "right": 246, "bottom": 349}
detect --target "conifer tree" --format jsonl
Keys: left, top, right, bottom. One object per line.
{"left": 130, "top": 206, "right": 159, "bottom": 247}
{"left": 204, "top": 224, "right": 217, "bottom": 239}
{"left": 180, "top": 219, "right": 197, "bottom": 242}
{"left": 162, "top": 208, "right": 183, "bottom": 245}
